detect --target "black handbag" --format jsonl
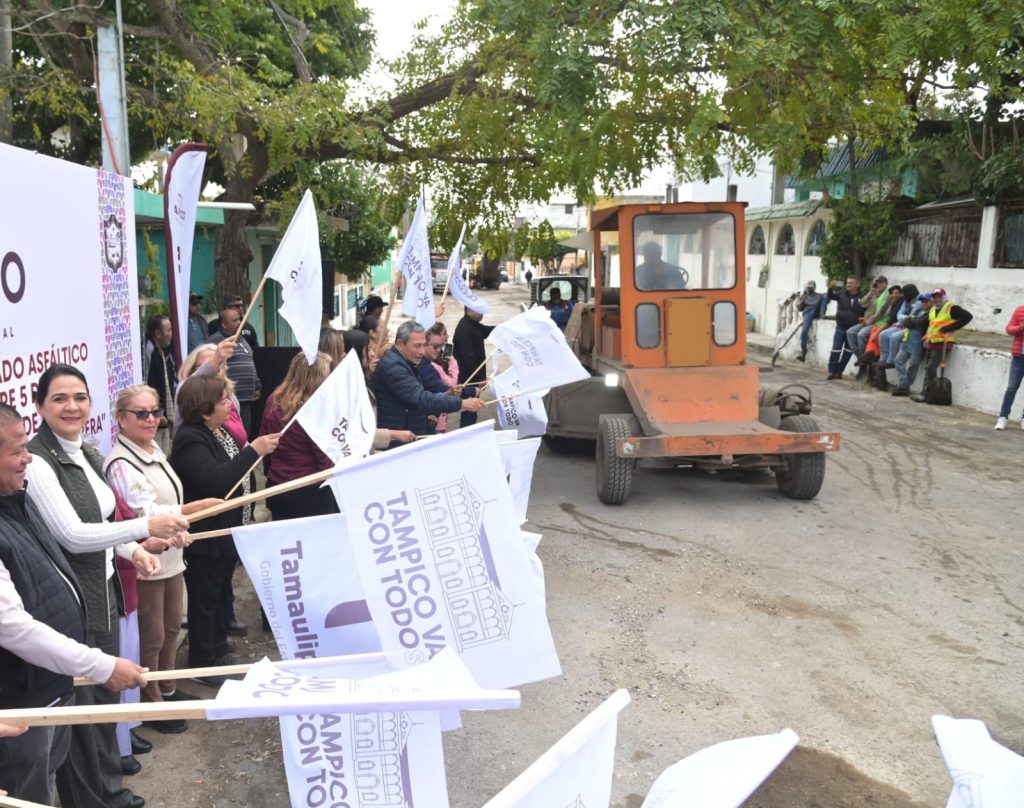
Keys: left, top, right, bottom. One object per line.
{"left": 927, "top": 342, "right": 953, "bottom": 405}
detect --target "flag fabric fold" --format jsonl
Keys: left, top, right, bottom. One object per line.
{"left": 294, "top": 348, "right": 376, "bottom": 466}
{"left": 264, "top": 189, "right": 324, "bottom": 363}
{"left": 484, "top": 689, "right": 630, "bottom": 808}
{"left": 488, "top": 306, "right": 589, "bottom": 395}
{"left": 446, "top": 224, "right": 490, "bottom": 314}
{"left": 640, "top": 728, "right": 798, "bottom": 808}
{"left": 326, "top": 422, "right": 561, "bottom": 688}
{"left": 163, "top": 143, "right": 207, "bottom": 363}
{"left": 491, "top": 367, "right": 549, "bottom": 438}
{"left": 397, "top": 196, "right": 435, "bottom": 328}
{"left": 498, "top": 437, "right": 541, "bottom": 523}
{"left": 932, "top": 715, "right": 1024, "bottom": 808}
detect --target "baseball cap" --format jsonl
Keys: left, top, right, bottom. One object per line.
{"left": 189, "top": 292, "right": 203, "bottom": 303}
{"left": 221, "top": 294, "right": 244, "bottom": 309}
{"left": 931, "top": 288, "right": 947, "bottom": 298}
{"left": 364, "top": 294, "right": 388, "bottom": 311}
{"left": 917, "top": 292, "right": 933, "bottom": 301}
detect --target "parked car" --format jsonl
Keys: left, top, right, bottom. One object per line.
{"left": 431, "top": 254, "right": 449, "bottom": 294}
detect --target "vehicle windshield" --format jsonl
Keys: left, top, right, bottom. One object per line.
{"left": 633, "top": 212, "right": 736, "bottom": 291}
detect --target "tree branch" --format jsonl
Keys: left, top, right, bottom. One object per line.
{"left": 144, "top": 0, "right": 217, "bottom": 72}
{"left": 385, "top": 61, "right": 484, "bottom": 122}
{"left": 266, "top": 0, "right": 311, "bottom": 83}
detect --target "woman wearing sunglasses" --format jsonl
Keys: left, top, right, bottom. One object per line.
{"left": 104, "top": 385, "right": 221, "bottom": 735}
{"left": 25, "top": 364, "right": 189, "bottom": 808}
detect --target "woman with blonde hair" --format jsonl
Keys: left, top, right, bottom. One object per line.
{"left": 318, "top": 328, "right": 346, "bottom": 370}
{"left": 259, "top": 352, "right": 338, "bottom": 520}
{"left": 104, "top": 384, "right": 221, "bottom": 731}
{"left": 174, "top": 339, "right": 245, "bottom": 448}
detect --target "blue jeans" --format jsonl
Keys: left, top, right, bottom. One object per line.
{"left": 846, "top": 322, "right": 868, "bottom": 354}
{"left": 999, "top": 355, "right": 1024, "bottom": 418}
{"left": 879, "top": 328, "right": 905, "bottom": 363}
{"left": 828, "top": 326, "right": 854, "bottom": 374}
{"left": 895, "top": 340, "right": 923, "bottom": 389}
{"left": 799, "top": 309, "right": 820, "bottom": 355}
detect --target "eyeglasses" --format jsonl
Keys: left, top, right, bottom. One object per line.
{"left": 121, "top": 409, "right": 163, "bottom": 421}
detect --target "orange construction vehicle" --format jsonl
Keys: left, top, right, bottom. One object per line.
{"left": 543, "top": 201, "right": 840, "bottom": 504}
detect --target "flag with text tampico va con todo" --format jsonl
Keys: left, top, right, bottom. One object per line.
{"left": 397, "top": 196, "right": 435, "bottom": 329}
{"left": 326, "top": 422, "right": 561, "bottom": 689}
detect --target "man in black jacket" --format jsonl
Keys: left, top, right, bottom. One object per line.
{"left": 452, "top": 307, "right": 494, "bottom": 427}
{"left": 825, "top": 276, "right": 863, "bottom": 380}
{"left": 374, "top": 321, "right": 484, "bottom": 445}
{"left": 0, "top": 404, "right": 145, "bottom": 804}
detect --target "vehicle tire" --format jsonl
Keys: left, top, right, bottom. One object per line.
{"left": 774, "top": 414, "right": 826, "bottom": 500}
{"left": 596, "top": 416, "right": 635, "bottom": 505}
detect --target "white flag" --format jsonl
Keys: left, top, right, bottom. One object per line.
{"left": 326, "top": 422, "right": 561, "bottom": 688}
{"left": 484, "top": 690, "right": 630, "bottom": 808}
{"left": 932, "top": 715, "right": 1024, "bottom": 808}
{"left": 397, "top": 197, "right": 435, "bottom": 328}
{"left": 641, "top": 729, "right": 798, "bottom": 808}
{"left": 488, "top": 306, "right": 589, "bottom": 396}
{"left": 447, "top": 224, "right": 490, "bottom": 314}
{"left": 233, "top": 514, "right": 382, "bottom": 659}
{"left": 208, "top": 649, "right": 520, "bottom": 719}
{"left": 498, "top": 438, "right": 540, "bottom": 524}
{"left": 294, "top": 348, "right": 376, "bottom": 465}
{"left": 163, "top": 143, "right": 207, "bottom": 361}
{"left": 491, "top": 366, "right": 548, "bottom": 438}
{"left": 265, "top": 189, "right": 323, "bottom": 363}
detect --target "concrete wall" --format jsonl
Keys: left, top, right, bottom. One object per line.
{"left": 874, "top": 207, "right": 1024, "bottom": 334}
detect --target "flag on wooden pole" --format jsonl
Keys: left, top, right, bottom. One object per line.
{"left": 294, "top": 348, "right": 376, "bottom": 465}
{"left": 446, "top": 225, "right": 490, "bottom": 314}
{"left": 397, "top": 196, "right": 435, "bottom": 328}
{"left": 488, "top": 306, "right": 589, "bottom": 395}
{"left": 326, "top": 422, "right": 561, "bottom": 688}
{"left": 492, "top": 366, "right": 548, "bottom": 438}
{"left": 265, "top": 189, "right": 323, "bottom": 363}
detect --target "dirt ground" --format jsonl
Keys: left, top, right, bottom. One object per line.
{"left": 126, "top": 283, "right": 1024, "bottom": 806}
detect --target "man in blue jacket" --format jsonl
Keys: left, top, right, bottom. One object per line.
{"left": 373, "top": 321, "right": 485, "bottom": 446}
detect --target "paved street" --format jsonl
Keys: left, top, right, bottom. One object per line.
{"left": 133, "top": 283, "right": 1023, "bottom": 806}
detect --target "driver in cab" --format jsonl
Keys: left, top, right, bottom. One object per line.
{"left": 636, "top": 241, "right": 688, "bottom": 290}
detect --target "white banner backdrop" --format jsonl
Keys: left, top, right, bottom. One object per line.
{"left": 0, "top": 143, "right": 141, "bottom": 453}
{"left": 163, "top": 143, "right": 207, "bottom": 363}
{"left": 327, "top": 423, "right": 561, "bottom": 688}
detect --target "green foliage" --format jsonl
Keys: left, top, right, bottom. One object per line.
{"left": 262, "top": 161, "right": 396, "bottom": 281}
{"left": 973, "top": 150, "right": 1024, "bottom": 206}
{"left": 820, "top": 198, "right": 899, "bottom": 283}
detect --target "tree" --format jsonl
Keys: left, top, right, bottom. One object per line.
{"left": 5, "top": 0, "right": 1024, "bottom": 300}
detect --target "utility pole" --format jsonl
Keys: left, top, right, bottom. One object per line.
{"left": 0, "top": 0, "right": 12, "bottom": 144}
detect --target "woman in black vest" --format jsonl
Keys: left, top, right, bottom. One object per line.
{"left": 26, "top": 364, "right": 190, "bottom": 808}
{"left": 170, "top": 375, "right": 279, "bottom": 686}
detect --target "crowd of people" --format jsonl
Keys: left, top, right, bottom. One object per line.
{"left": 0, "top": 290, "right": 502, "bottom": 805}
{"left": 798, "top": 276, "right": 975, "bottom": 403}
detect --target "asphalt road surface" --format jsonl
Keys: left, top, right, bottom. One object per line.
{"left": 129, "top": 282, "right": 1023, "bottom": 807}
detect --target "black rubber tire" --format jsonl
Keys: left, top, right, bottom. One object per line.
{"left": 596, "top": 416, "right": 635, "bottom": 505}
{"left": 774, "top": 414, "right": 826, "bottom": 500}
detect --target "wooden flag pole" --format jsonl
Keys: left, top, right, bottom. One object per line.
{"left": 186, "top": 465, "right": 337, "bottom": 524}
{"left": 222, "top": 410, "right": 300, "bottom": 500}
{"left": 0, "top": 794, "right": 54, "bottom": 808}
{"left": 186, "top": 526, "right": 235, "bottom": 541}
{"left": 234, "top": 272, "right": 271, "bottom": 342}
{"left": 438, "top": 263, "right": 455, "bottom": 311}
{"left": 375, "top": 275, "right": 400, "bottom": 356}
{"left": 463, "top": 355, "right": 489, "bottom": 386}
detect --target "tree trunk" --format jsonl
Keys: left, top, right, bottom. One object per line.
{"left": 213, "top": 139, "right": 268, "bottom": 304}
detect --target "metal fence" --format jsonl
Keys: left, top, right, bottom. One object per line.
{"left": 995, "top": 203, "right": 1024, "bottom": 267}
{"left": 888, "top": 206, "right": 982, "bottom": 267}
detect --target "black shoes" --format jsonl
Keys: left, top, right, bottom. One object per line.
{"left": 796, "top": 353, "right": 806, "bottom": 362}
{"left": 226, "top": 619, "right": 249, "bottom": 636}
{"left": 130, "top": 729, "right": 152, "bottom": 755}
{"left": 120, "top": 755, "right": 141, "bottom": 776}
{"left": 826, "top": 373, "right": 842, "bottom": 380}
{"left": 142, "top": 718, "right": 188, "bottom": 734}
{"left": 891, "top": 387, "right": 910, "bottom": 396}
{"left": 128, "top": 794, "right": 145, "bottom": 808}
